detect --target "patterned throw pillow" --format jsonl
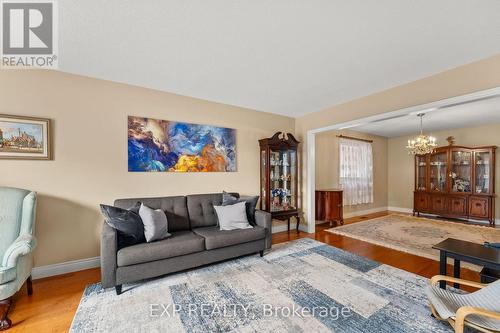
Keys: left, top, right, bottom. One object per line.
{"left": 100, "top": 202, "right": 145, "bottom": 248}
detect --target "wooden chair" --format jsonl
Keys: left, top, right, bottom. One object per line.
{"left": 427, "top": 275, "right": 500, "bottom": 333}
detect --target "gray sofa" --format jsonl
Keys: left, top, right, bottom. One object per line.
{"left": 101, "top": 193, "right": 272, "bottom": 294}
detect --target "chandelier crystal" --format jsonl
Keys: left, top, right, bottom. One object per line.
{"left": 406, "top": 113, "right": 437, "bottom": 155}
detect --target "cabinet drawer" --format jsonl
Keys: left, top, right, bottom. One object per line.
{"left": 431, "top": 195, "right": 447, "bottom": 212}
{"left": 469, "top": 197, "right": 490, "bottom": 219}
{"left": 448, "top": 197, "right": 467, "bottom": 216}
{"left": 414, "top": 193, "right": 429, "bottom": 211}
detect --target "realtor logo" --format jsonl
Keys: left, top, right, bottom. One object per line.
{"left": 1, "top": 0, "right": 58, "bottom": 68}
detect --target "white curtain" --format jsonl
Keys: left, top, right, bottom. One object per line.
{"left": 339, "top": 138, "right": 373, "bottom": 206}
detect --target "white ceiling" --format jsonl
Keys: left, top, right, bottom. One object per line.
{"left": 59, "top": 0, "right": 500, "bottom": 117}
{"left": 350, "top": 95, "right": 500, "bottom": 137}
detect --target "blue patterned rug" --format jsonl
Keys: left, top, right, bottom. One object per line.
{"left": 71, "top": 238, "right": 456, "bottom": 332}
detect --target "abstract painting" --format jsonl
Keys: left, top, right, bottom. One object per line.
{"left": 128, "top": 116, "right": 236, "bottom": 172}
{"left": 0, "top": 114, "right": 51, "bottom": 159}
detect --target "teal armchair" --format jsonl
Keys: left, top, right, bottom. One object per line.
{"left": 0, "top": 187, "right": 37, "bottom": 331}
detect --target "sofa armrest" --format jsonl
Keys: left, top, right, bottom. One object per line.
{"left": 101, "top": 222, "right": 118, "bottom": 288}
{"left": 255, "top": 210, "right": 272, "bottom": 250}
{"left": 2, "top": 234, "right": 37, "bottom": 268}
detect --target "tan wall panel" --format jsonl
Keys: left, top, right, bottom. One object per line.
{"left": 315, "top": 130, "right": 388, "bottom": 215}
{"left": 296, "top": 54, "right": 500, "bottom": 224}
{"left": 0, "top": 70, "right": 294, "bottom": 267}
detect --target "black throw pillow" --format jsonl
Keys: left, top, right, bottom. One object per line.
{"left": 100, "top": 202, "right": 145, "bottom": 249}
{"left": 222, "top": 191, "right": 259, "bottom": 225}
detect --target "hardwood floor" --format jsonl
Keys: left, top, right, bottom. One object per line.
{"left": 7, "top": 211, "right": 480, "bottom": 332}
{"left": 8, "top": 268, "right": 101, "bottom": 333}
{"left": 273, "top": 211, "right": 480, "bottom": 283}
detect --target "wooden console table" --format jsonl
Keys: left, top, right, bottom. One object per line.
{"left": 315, "top": 189, "right": 343, "bottom": 226}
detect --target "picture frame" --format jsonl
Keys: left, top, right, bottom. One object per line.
{"left": 0, "top": 114, "right": 52, "bottom": 160}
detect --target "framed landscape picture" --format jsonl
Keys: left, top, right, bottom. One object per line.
{"left": 0, "top": 114, "right": 52, "bottom": 160}
{"left": 128, "top": 116, "right": 236, "bottom": 172}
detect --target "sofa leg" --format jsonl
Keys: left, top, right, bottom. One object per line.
{"left": 259, "top": 250, "right": 264, "bottom": 257}
{"left": 27, "top": 275, "right": 33, "bottom": 296}
{"left": 0, "top": 298, "right": 12, "bottom": 331}
{"left": 115, "top": 285, "right": 122, "bottom": 295}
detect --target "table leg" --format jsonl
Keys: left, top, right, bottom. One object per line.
{"left": 439, "top": 251, "right": 447, "bottom": 289}
{"left": 287, "top": 218, "right": 290, "bottom": 231}
{"left": 453, "top": 259, "right": 461, "bottom": 289}
{"left": 296, "top": 215, "right": 300, "bottom": 232}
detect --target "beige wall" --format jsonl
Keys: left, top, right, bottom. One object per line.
{"left": 296, "top": 54, "right": 500, "bottom": 225}
{"left": 388, "top": 123, "right": 500, "bottom": 219}
{"left": 315, "top": 130, "right": 388, "bottom": 215}
{"left": 2, "top": 55, "right": 500, "bottom": 267}
{"left": 0, "top": 70, "right": 294, "bottom": 267}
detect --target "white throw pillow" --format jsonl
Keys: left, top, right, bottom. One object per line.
{"left": 214, "top": 201, "right": 253, "bottom": 231}
{"left": 139, "top": 203, "right": 171, "bottom": 242}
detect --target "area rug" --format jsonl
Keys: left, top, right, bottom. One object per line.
{"left": 326, "top": 214, "right": 500, "bottom": 271}
{"left": 71, "top": 238, "right": 455, "bottom": 333}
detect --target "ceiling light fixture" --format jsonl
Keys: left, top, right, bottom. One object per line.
{"left": 406, "top": 113, "right": 437, "bottom": 155}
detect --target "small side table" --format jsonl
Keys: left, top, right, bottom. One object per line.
{"left": 433, "top": 238, "right": 500, "bottom": 289}
{"left": 271, "top": 209, "right": 301, "bottom": 232}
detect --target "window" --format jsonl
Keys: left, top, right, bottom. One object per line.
{"left": 339, "top": 138, "right": 373, "bottom": 206}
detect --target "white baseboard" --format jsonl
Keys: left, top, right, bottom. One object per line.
{"left": 31, "top": 207, "right": 498, "bottom": 280}
{"left": 32, "top": 224, "right": 301, "bottom": 279}
{"left": 388, "top": 206, "right": 500, "bottom": 227}
{"left": 343, "top": 207, "right": 389, "bottom": 219}
{"left": 272, "top": 221, "right": 308, "bottom": 233}
{"left": 32, "top": 224, "right": 304, "bottom": 279}
{"left": 387, "top": 206, "right": 413, "bottom": 214}
{"left": 32, "top": 256, "right": 100, "bottom": 280}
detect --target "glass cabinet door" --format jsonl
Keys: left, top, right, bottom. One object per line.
{"left": 474, "top": 150, "right": 493, "bottom": 194}
{"left": 415, "top": 155, "right": 427, "bottom": 191}
{"left": 260, "top": 149, "right": 267, "bottom": 210}
{"left": 430, "top": 151, "right": 447, "bottom": 192}
{"left": 269, "top": 149, "right": 297, "bottom": 212}
{"left": 450, "top": 149, "right": 472, "bottom": 193}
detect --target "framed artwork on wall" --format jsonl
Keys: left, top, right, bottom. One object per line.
{"left": 0, "top": 114, "right": 52, "bottom": 160}
{"left": 128, "top": 116, "right": 236, "bottom": 172}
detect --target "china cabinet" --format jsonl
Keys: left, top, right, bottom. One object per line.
{"left": 259, "top": 132, "right": 301, "bottom": 231}
{"left": 413, "top": 143, "right": 496, "bottom": 226}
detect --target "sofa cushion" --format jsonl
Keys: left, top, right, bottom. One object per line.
{"left": 114, "top": 196, "right": 190, "bottom": 232}
{"left": 187, "top": 193, "right": 238, "bottom": 228}
{"left": 193, "top": 226, "right": 266, "bottom": 250}
{"left": 117, "top": 231, "right": 205, "bottom": 266}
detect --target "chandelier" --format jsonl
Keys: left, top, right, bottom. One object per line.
{"left": 406, "top": 113, "right": 437, "bottom": 155}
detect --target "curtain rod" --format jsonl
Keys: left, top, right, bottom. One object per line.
{"left": 336, "top": 134, "right": 373, "bottom": 143}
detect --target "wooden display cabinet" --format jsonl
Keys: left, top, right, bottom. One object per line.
{"left": 259, "top": 132, "right": 301, "bottom": 231}
{"left": 315, "top": 189, "right": 343, "bottom": 226}
{"left": 413, "top": 143, "right": 496, "bottom": 226}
